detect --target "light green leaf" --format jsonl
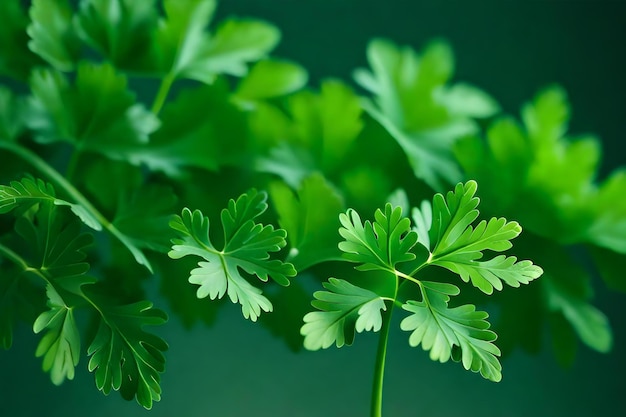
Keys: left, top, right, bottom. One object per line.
{"left": 434, "top": 255, "right": 543, "bottom": 295}
{"left": 87, "top": 300, "right": 168, "bottom": 409}
{"left": 354, "top": 39, "right": 489, "bottom": 190}
{"left": 27, "top": 0, "right": 80, "bottom": 71}
{"left": 400, "top": 281, "right": 502, "bottom": 382}
{"left": 168, "top": 189, "right": 296, "bottom": 321}
{"left": 269, "top": 173, "right": 345, "bottom": 270}
{"left": 434, "top": 83, "right": 500, "bottom": 118}
{"left": 423, "top": 180, "right": 542, "bottom": 293}
{"left": 33, "top": 285, "right": 81, "bottom": 386}
{"left": 156, "top": 0, "right": 218, "bottom": 77}
{"left": 157, "top": 0, "right": 278, "bottom": 83}
{"left": 75, "top": 0, "right": 158, "bottom": 71}
{"left": 235, "top": 59, "right": 308, "bottom": 101}
{"left": 338, "top": 203, "right": 418, "bottom": 272}
{"left": 301, "top": 278, "right": 386, "bottom": 350}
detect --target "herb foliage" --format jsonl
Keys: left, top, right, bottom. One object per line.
{"left": 0, "top": 0, "right": 623, "bottom": 415}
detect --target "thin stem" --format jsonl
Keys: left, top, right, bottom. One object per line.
{"left": 151, "top": 73, "right": 176, "bottom": 115}
{"left": 371, "top": 300, "right": 394, "bottom": 417}
{"left": 0, "top": 141, "right": 110, "bottom": 227}
{"left": 0, "top": 140, "right": 152, "bottom": 271}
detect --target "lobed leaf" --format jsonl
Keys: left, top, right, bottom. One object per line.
{"left": 87, "top": 300, "right": 168, "bottom": 409}
{"left": 168, "top": 190, "right": 296, "bottom": 321}
{"left": 301, "top": 278, "right": 386, "bottom": 350}
{"left": 338, "top": 204, "right": 417, "bottom": 271}
{"left": 400, "top": 281, "right": 502, "bottom": 381}
{"left": 33, "top": 285, "right": 81, "bottom": 385}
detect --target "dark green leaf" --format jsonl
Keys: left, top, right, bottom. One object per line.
{"left": 87, "top": 300, "right": 168, "bottom": 409}
{"left": 269, "top": 173, "right": 345, "bottom": 270}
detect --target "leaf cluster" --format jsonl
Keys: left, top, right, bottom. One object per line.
{"left": 0, "top": 0, "right": 623, "bottom": 413}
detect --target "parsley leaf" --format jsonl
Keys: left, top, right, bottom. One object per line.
{"left": 157, "top": 0, "right": 279, "bottom": 83}
{"left": 423, "top": 180, "right": 543, "bottom": 294}
{"left": 400, "top": 281, "right": 502, "bottom": 381}
{"left": 338, "top": 203, "right": 418, "bottom": 271}
{"left": 269, "top": 173, "right": 345, "bottom": 270}
{"left": 354, "top": 39, "right": 499, "bottom": 190}
{"left": 75, "top": 0, "right": 158, "bottom": 71}
{"left": 169, "top": 189, "right": 296, "bottom": 321}
{"left": 301, "top": 278, "right": 386, "bottom": 350}
{"left": 234, "top": 59, "right": 308, "bottom": 102}
{"left": 28, "top": 62, "right": 160, "bottom": 156}
{"left": 87, "top": 299, "right": 168, "bottom": 410}
{"left": 27, "top": 0, "right": 80, "bottom": 71}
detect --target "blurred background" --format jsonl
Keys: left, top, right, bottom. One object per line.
{"left": 1, "top": 0, "right": 625, "bottom": 416}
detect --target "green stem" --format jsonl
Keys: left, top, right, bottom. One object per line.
{"left": 151, "top": 73, "right": 176, "bottom": 115}
{"left": 371, "top": 303, "right": 394, "bottom": 417}
{"left": 0, "top": 141, "right": 110, "bottom": 227}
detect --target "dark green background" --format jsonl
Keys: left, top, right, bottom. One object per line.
{"left": 1, "top": 1, "right": 625, "bottom": 416}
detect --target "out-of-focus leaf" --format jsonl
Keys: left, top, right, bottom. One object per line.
{"left": 75, "top": 0, "right": 159, "bottom": 71}
{"left": 354, "top": 39, "right": 498, "bottom": 190}
{"left": 157, "top": 0, "right": 279, "bottom": 83}
{"left": 27, "top": 0, "right": 80, "bottom": 71}
{"left": 235, "top": 59, "right": 308, "bottom": 101}
{"left": 0, "top": 2, "right": 42, "bottom": 80}
{"left": 27, "top": 63, "right": 159, "bottom": 156}
{"left": 269, "top": 173, "right": 344, "bottom": 270}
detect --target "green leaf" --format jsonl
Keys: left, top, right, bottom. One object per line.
{"left": 112, "top": 185, "right": 177, "bottom": 253}
{"left": 75, "top": 0, "right": 159, "bottom": 71}
{"left": 338, "top": 203, "right": 418, "bottom": 272}
{"left": 434, "top": 83, "right": 500, "bottom": 119}
{"left": 0, "top": 87, "right": 30, "bottom": 142}
{"left": 235, "top": 59, "right": 308, "bottom": 101}
{"left": 400, "top": 281, "right": 502, "bottom": 382}
{"left": 87, "top": 300, "right": 168, "bottom": 409}
{"left": 33, "top": 285, "right": 81, "bottom": 385}
{"left": 434, "top": 255, "right": 543, "bottom": 295}
{"left": 543, "top": 275, "right": 612, "bottom": 353}
{"left": 27, "top": 0, "right": 80, "bottom": 71}
{"left": 0, "top": 2, "right": 42, "bottom": 80}
{"left": 0, "top": 177, "right": 101, "bottom": 231}
{"left": 252, "top": 80, "right": 364, "bottom": 183}
{"left": 354, "top": 39, "right": 495, "bottom": 190}
{"left": 269, "top": 173, "right": 345, "bottom": 270}
{"left": 113, "top": 82, "right": 246, "bottom": 176}
{"left": 301, "top": 278, "right": 386, "bottom": 350}
{"left": 423, "top": 180, "right": 542, "bottom": 293}
{"left": 168, "top": 189, "right": 296, "bottom": 321}
{"left": 585, "top": 169, "right": 626, "bottom": 254}
{"left": 28, "top": 62, "right": 160, "bottom": 156}
{"left": 157, "top": 0, "right": 279, "bottom": 83}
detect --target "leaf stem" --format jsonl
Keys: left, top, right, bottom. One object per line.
{"left": 151, "top": 73, "right": 176, "bottom": 115}
{"left": 371, "top": 300, "right": 394, "bottom": 417}
{"left": 0, "top": 140, "right": 153, "bottom": 271}
{"left": 0, "top": 141, "right": 109, "bottom": 227}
